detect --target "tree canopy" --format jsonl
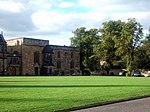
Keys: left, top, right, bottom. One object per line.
{"left": 70, "top": 27, "right": 100, "bottom": 72}
{"left": 70, "top": 18, "right": 149, "bottom": 74}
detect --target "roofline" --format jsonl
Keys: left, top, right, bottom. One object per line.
{"left": 49, "top": 45, "right": 79, "bottom": 48}
{"left": 6, "top": 37, "right": 49, "bottom": 42}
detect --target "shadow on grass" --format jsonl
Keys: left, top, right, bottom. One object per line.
{"left": 0, "top": 81, "right": 38, "bottom": 82}
{"left": 0, "top": 85, "right": 150, "bottom": 88}
{"left": 0, "top": 97, "right": 59, "bottom": 102}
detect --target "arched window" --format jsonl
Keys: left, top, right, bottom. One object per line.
{"left": 43, "top": 53, "right": 52, "bottom": 66}
{"left": 57, "top": 51, "right": 60, "bottom": 58}
{"left": 71, "top": 52, "right": 73, "bottom": 59}
{"left": 65, "top": 52, "right": 67, "bottom": 58}
{"left": 70, "top": 61, "right": 74, "bottom": 69}
{"left": 34, "top": 51, "right": 39, "bottom": 64}
{"left": 57, "top": 61, "right": 61, "bottom": 69}
{"left": 13, "top": 51, "right": 19, "bottom": 56}
{"left": 0, "top": 45, "right": 3, "bottom": 53}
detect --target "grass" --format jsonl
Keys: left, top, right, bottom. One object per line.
{"left": 0, "top": 76, "right": 150, "bottom": 112}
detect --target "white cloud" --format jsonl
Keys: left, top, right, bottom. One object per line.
{"left": 110, "top": 11, "right": 150, "bottom": 32}
{"left": 78, "top": 0, "right": 150, "bottom": 14}
{"left": 0, "top": 0, "right": 25, "bottom": 13}
{"left": 29, "top": 0, "right": 52, "bottom": 11}
{"left": 1, "top": 0, "right": 150, "bottom": 46}
{"left": 59, "top": 2, "right": 76, "bottom": 8}
{"left": 78, "top": 0, "right": 150, "bottom": 31}
{"left": 79, "top": 0, "right": 118, "bottom": 8}
{"left": 31, "top": 10, "right": 107, "bottom": 35}
{"left": 111, "top": 12, "right": 150, "bottom": 21}
{"left": 49, "top": 37, "right": 71, "bottom": 46}
{"left": 31, "top": 11, "right": 69, "bottom": 34}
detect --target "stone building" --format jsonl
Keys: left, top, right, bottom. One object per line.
{"left": 0, "top": 34, "right": 80, "bottom": 76}
{"left": 0, "top": 34, "right": 7, "bottom": 75}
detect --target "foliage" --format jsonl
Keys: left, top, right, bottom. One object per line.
{"left": 95, "top": 20, "right": 122, "bottom": 74}
{"left": 94, "top": 18, "right": 143, "bottom": 73}
{"left": 70, "top": 18, "right": 148, "bottom": 72}
{"left": 70, "top": 27, "right": 100, "bottom": 71}
{"left": 113, "top": 18, "right": 143, "bottom": 71}
{"left": 135, "top": 33, "right": 150, "bottom": 69}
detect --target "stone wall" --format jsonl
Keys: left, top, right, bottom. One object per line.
{"left": 6, "top": 38, "right": 80, "bottom": 76}
{"left": 51, "top": 45, "right": 80, "bottom": 75}
{"left": 0, "top": 58, "right": 6, "bottom": 74}
{"left": 7, "top": 37, "right": 49, "bottom": 46}
{"left": 7, "top": 46, "right": 22, "bottom": 54}
{"left": 23, "top": 38, "right": 49, "bottom": 46}
{"left": 6, "top": 37, "right": 49, "bottom": 75}
{"left": 22, "top": 45, "right": 44, "bottom": 75}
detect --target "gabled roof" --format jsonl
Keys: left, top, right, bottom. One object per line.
{"left": 0, "top": 34, "right": 6, "bottom": 44}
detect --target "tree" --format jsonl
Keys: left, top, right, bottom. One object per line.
{"left": 95, "top": 19, "right": 143, "bottom": 75}
{"left": 94, "top": 20, "right": 124, "bottom": 74}
{"left": 70, "top": 27, "right": 100, "bottom": 72}
{"left": 71, "top": 19, "right": 144, "bottom": 75}
{"left": 113, "top": 18, "right": 143, "bottom": 72}
{"left": 136, "top": 33, "right": 150, "bottom": 69}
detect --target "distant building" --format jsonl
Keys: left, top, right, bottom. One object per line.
{"left": 0, "top": 34, "right": 80, "bottom": 76}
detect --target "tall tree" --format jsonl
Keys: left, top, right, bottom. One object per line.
{"left": 94, "top": 20, "right": 123, "bottom": 74}
{"left": 136, "top": 32, "right": 150, "bottom": 69}
{"left": 113, "top": 18, "right": 143, "bottom": 72}
{"left": 95, "top": 19, "right": 143, "bottom": 74}
{"left": 70, "top": 27, "right": 100, "bottom": 72}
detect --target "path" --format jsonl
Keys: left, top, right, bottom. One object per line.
{"left": 70, "top": 97, "right": 150, "bottom": 112}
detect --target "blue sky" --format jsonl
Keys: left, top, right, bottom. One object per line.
{"left": 0, "top": 0, "right": 150, "bottom": 45}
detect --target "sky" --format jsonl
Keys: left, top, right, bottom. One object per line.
{"left": 0, "top": 0, "right": 150, "bottom": 45}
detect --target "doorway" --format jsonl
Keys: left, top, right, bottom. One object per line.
{"left": 35, "top": 67, "right": 39, "bottom": 76}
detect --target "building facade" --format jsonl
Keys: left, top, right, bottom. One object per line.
{"left": 0, "top": 34, "right": 7, "bottom": 75}
{"left": 0, "top": 34, "right": 80, "bottom": 76}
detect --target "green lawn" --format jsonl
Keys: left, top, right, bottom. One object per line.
{"left": 0, "top": 76, "right": 150, "bottom": 112}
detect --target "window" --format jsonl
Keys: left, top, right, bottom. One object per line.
{"left": 57, "top": 51, "right": 60, "bottom": 58}
{"left": 35, "top": 67, "right": 38, "bottom": 76}
{"left": 65, "top": 52, "right": 67, "bottom": 58}
{"left": 34, "top": 51, "right": 39, "bottom": 64}
{"left": 71, "top": 52, "right": 73, "bottom": 59}
{"left": 43, "top": 53, "right": 52, "bottom": 66}
{"left": 57, "top": 61, "right": 61, "bottom": 69}
{"left": 70, "top": 61, "right": 74, "bottom": 69}
{"left": 0, "top": 45, "right": 3, "bottom": 53}
{"left": 13, "top": 51, "right": 19, "bottom": 56}
{"left": 10, "top": 48, "right": 13, "bottom": 53}
{"left": 10, "top": 57, "right": 19, "bottom": 64}
{"left": 13, "top": 51, "right": 19, "bottom": 55}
